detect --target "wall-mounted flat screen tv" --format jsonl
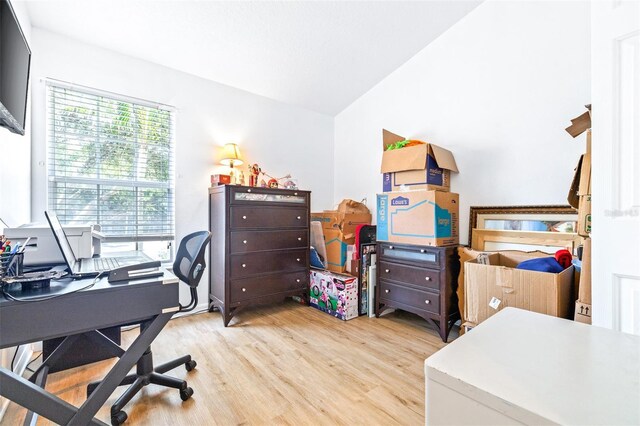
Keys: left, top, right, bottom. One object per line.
{"left": 0, "top": 0, "right": 31, "bottom": 136}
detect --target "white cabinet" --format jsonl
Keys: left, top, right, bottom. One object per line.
{"left": 425, "top": 308, "right": 640, "bottom": 425}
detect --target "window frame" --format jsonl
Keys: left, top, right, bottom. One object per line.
{"left": 45, "top": 79, "right": 176, "bottom": 257}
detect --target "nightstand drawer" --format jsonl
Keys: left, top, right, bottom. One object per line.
{"left": 230, "top": 206, "right": 308, "bottom": 229}
{"left": 379, "top": 280, "right": 440, "bottom": 315}
{"left": 230, "top": 230, "right": 308, "bottom": 253}
{"left": 378, "top": 242, "right": 442, "bottom": 268}
{"left": 378, "top": 261, "right": 440, "bottom": 291}
{"left": 230, "top": 271, "right": 308, "bottom": 303}
{"left": 230, "top": 249, "right": 308, "bottom": 278}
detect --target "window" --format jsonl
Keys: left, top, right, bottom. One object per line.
{"left": 46, "top": 81, "right": 175, "bottom": 260}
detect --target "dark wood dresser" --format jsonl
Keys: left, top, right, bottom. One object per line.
{"left": 375, "top": 242, "right": 460, "bottom": 342}
{"left": 208, "top": 185, "right": 311, "bottom": 326}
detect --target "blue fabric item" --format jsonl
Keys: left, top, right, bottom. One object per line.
{"left": 572, "top": 258, "right": 582, "bottom": 273}
{"left": 310, "top": 247, "right": 325, "bottom": 269}
{"left": 516, "top": 257, "right": 563, "bottom": 273}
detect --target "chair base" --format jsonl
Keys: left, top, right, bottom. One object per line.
{"left": 88, "top": 348, "right": 196, "bottom": 426}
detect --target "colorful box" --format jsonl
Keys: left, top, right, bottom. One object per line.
{"left": 309, "top": 268, "right": 358, "bottom": 321}
{"left": 211, "top": 174, "right": 231, "bottom": 186}
{"left": 380, "top": 129, "right": 458, "bottom": 192}
{"left": 376, "top": 190, "right": 459, "bottom": 246}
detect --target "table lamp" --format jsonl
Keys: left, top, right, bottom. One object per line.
{"left": 220, "top": 143, "right": 244, "bottom": 184}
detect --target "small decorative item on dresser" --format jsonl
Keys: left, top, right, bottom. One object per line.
{"left": 236, "top": 170, "right": 245, "bottom": 186}
{"left": 210, "top": 174, "right": 231, "bottom": 186}
{"left": 248, "top": 163, "right": 261, "bottom": 187}
{"left": 375, "top": 242, "right": 460, "bottom": 342}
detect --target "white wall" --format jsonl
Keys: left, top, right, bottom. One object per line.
{"left": 334, "top": 0, "right": 591, "bottom": 245}
{"left": 29, "top": 28, "right": 335, "bottom": 309}
{"left": 0, "top": 0, "right": 31, "bottom": 228}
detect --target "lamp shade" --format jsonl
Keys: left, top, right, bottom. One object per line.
{"left": 220, "top": 143, "right": 243, "bottom": 166}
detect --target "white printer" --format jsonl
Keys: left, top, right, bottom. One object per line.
{"left": 4, "top": 223, "right": 105, "bottom": 265}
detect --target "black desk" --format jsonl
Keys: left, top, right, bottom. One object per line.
{"left": 0, "top": 271, "right": 179, "bottom": 425}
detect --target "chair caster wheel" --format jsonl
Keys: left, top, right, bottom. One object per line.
{"left": 180, "top": 386, "right": 194, "bottom": 401}
{"left": 111, "top": 410, "right": 127, "bottom": 426}
{"left": 185, "top": 360, "right": 197, "bottom": 371}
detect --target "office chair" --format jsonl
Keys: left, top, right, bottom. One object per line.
{"left": 88, "top": 231, "right": 211, "bottom": 426}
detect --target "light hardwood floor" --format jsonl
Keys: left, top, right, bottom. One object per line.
{"left": 4, "top": 301, "right": 456, "bottom": 425}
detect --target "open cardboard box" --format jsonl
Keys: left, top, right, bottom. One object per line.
{"left": 381, "top": 129, "right": 458, "bottom": 192}
{"left": 311, "top": 200, "right": 372, "bottom": 273}
{"left": 464, "top": 251, "right": 574, "bottom": 326}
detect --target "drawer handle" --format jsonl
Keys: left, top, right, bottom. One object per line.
{"left": 420, "top": 249, "right": 426, "bottom": 253}
{"left": 425, "top": 299, "right": 430, "bottom": 305}
{"left": 242, "top": 288, "right": 247, "bottom": 292}
{"left": 296, "top": 258, "right": 301, "bottom": 262}
{"left": 296, "top": 279, "right": 301, "bottom": 283}
{"left": 243, "top": 240, "right": 247, "bottom": 244}
{"left": 294, "top": 192, "right": 298, "bottom": 196}
{"left": 247, "top": 189, "right": 252, "bottom": 193}
{"left": 425, "top": 276, "right": 431, "bottom": 281}
{"left": 242, "top": 215, "right": 247, "bottom": 220}
{"left": 298, "top": 237, "right": 302, "bottom": 241}
{"left": 389, "top": 245, "right": 394, "bottom": 249}
{"left": 385, "top": 269, "right": 390, "bottom": 273}
{"left": 297, "top": 216, "right": 301, "bottom": 220}
{"left": 385, "top": 289, "right": 390, "bottom": 293}
{"left": 242, "top": 263, "right": 247, "bottom": 268}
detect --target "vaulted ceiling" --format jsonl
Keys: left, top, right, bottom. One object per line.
{"left": 23, "top": 0, "right": 481, "bottom": 115}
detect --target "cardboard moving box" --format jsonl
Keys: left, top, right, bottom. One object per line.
{"left": 376, "top": 190, "right": 459, "bottom": 246}
{"left": 323, "top": 228, "right": 351, "bottom": 273}
{"left": 381, "top": 129, "right": 458, "bottom": 192}
{"left": 464, "top": 251, "right": 574, "bottom": 326}
{"left": 310, "top": 211, "right": 372, "bottom": 237}
{"left": 311, "top": 200, "right": 372, "bottom": 273}
{"left": 574, "top": 301, "right": 592, "bottom": 324}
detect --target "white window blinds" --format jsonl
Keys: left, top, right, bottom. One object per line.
{"left": 47, "top": 82, "right": 175, "bottom": 242}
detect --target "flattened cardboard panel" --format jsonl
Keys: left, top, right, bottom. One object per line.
{"left": 567, "top": 156, "right": 583, "bottom": 209}
{"left": 565, "top": 110, "right": 592, "bottom": 137}
{"left": 578, "top": 237, "right": 592, "bottom": 304}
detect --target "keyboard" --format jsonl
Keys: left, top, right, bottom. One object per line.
{"left": 93, "top": 257, "right": 121, "bottom": 271}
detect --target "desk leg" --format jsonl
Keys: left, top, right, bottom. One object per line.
{"left": 0, "top": 369, "right": 106, "bottom": 426}
{"left": 69, "top": 312, "right": 173, "bottom": 425}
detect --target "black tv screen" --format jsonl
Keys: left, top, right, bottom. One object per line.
{"left": 0, "top": 0, "right": 31, "bottom": 136}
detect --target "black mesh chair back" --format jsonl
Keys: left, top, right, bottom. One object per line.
{"left": 173, "top": 230, "right": 211, "bottom": 287}
{"left": 173, "top": 230, "right": 211, "bottom": 312}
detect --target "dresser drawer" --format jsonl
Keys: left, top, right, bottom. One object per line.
{"left": 230, "top": 249, "right": 308, "bottom": 278}
{"left": 378, "top": 261, "right": 440, "bottom": 291}
{"left": 230, "top": 206, "right": 308, "bottom": 229}
{"left": 230, "top": 230, "right": 308, "bottom": 254}
{"left": 378, "top": 242, "right": 442, "bottom": 268}
{"left": 379, "top": 280, "right": 440, "bottom": 314}
{"left": 229, "top": 271, "right": 308, "bottom": 303}
{"left": 230, "top": 186, "right": 309, "bottom": 206}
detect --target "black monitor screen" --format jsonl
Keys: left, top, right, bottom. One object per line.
{"left": 0, "top": 0, "right": 31, "bottom": 135}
